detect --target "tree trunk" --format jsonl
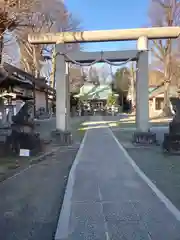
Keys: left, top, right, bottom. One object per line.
{"left": 32, "top": 46, "right": 39, "bottom": 78}
{"left": 52, "top": 47, "right": 56, "bottom": 89}
{"left": 0, "top": 35, "right": 3, "bottom": 65}
{"left": 162, "top": 81, "right": 172, "bottom": 116}
{"left": 130, "top": 62, "right": 136, "bottom": 107}
{"left": 21, "top": 58, "right": 31, "bottom": 72}
{"left": 162, "top": 40, "right": 173, "bottom": 117}
{"left": 0, "top": 35, "right": 7, "bottom": 83}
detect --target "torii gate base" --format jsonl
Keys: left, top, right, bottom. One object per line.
{"left": 53, "top": 43, "right": 157, "bottom": 145}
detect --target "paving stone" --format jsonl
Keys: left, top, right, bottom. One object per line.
{"left": 107, "top": 220, "right": 151, "bottom": 240}
{"left": 68, "top": 203, "right": 106, "bottom": 240}
{"left": 56, "top": 117, "right": 180, "bottom": 240}
{"left": 103, "top": 202, "right": 141, "bottom": 222}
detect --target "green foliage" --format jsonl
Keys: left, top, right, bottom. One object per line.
{"left": 107, "top": 93, "right": 117, "bottom": 106}
{"left": 114, "top": 67, "right": 131, "bottom": 94}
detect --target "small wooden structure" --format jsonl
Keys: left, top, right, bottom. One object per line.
{"left": 0, "top": 63, "right": 56, "bottom": 156}
{"left": 1, "top": 63, "right": 55, "bottom": 116}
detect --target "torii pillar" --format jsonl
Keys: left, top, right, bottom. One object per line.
{"left": 55, "top": 44, "right": 70, "bottom": 132}
{"left": 55, "top": 42, "right": 149, "bottom": 133}
{"left": 136, "top": 36, "right": 149, "bottom": 132}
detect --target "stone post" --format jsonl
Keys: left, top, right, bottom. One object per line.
{"left": 136, "top": 36, "right": 149, "bottom": 132}
{"left": 53, "top": 44, "right": 72, "bottom": 145}
{"left": 65, "top": 62, "right": 70, "bottom": 131}
{"left": 55, "top": 44, "right": 67, "bottom": 131}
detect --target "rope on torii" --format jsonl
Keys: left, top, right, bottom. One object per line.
{"left": 55, "top": 50, "right": 141, "bottom": 67}
{"left": 56, "top": 50, "right": 145, "bottom": 85}
{"left": 54, "top": 50, "right": 141, "bottom": 84}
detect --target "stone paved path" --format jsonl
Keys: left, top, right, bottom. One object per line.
{"left": 55, "top": 118, "right": 180, "bottom": 240}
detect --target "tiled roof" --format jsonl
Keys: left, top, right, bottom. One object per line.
{"left": 2, "top": 63, "right": 55, "bottom": 93}
{"left": 149, "top": 84, "right": 179, "bottom": 99}
{"left": 78, "top": 83, "right": 112, "bottom": 100}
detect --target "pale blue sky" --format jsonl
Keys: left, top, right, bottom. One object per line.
{"left": 66, "top": 0, "right": 150, "bottom": 51}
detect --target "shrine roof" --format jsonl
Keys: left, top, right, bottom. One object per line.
{"left": 149, "top": 84, "right": 179, "bottom": 99}
{"left": 1, "top": 63, "right": 55, "bottom": 94}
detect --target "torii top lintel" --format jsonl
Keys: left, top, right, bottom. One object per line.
{"left": 28, "top": 27, "right": 180, "bottom": 44}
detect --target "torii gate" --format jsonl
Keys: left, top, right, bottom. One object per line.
{"left": 28, "top": 27, "right": 180, "bottom": 135}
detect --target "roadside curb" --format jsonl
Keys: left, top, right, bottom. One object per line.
{"left": 109, "top": 127, "right": 180, "bottom": 222}
{"left": 29, "top": 147, "right": 60, "bottom": 165}
{"left": 1, "top": 142, "right": 82, "bottom": 184}
{"left": 54, "top": 130, "right": 88, "bottom": 240}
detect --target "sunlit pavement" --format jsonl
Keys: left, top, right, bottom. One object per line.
{"left": 34, "top": 116, "right": 87, "bottom": 140}
{"left": 34, "top": 115, "right": 170, "bottom": 140}
{"left": 55, "top": 116, "right": 180, "bottom": 240}
{"left": 78, "top": 116, "right": 169, "bottom": 144}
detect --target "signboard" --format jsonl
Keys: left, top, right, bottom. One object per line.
{"left": 19, "top": 149, "right": 30, "bottom": 157}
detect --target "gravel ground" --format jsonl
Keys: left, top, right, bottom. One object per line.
{"left": 0, "top": 147, "right": 78, "bottom": 240}
{"left": 113, "top": 129, "right": 180, "bottom": 211}
{"left": 0, "top": 116, "right": 87, "bottom": 182}
{"left": 35, "top": 116, "right": 88, "bottom": 142}
{"left": 0, "top": 116, "right": 88, "bottom": 240}
{"left": 126, "top": 148, "right": 180, "bottom": 210}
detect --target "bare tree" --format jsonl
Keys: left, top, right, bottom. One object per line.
{"left": 99, "top": 63, "right": 111, "bottom": 83}
{"left": 88, "top": 66, "right": 100, "bottom": 85}
{"left": 17, "top": 0, "right": 80, "bottom": 76}
{"left": 114, "top": 67, "right": 131, "bottom": 94}
{"left": 129, "top": 62, "right": 136, "bottom": 107}
{"left": 0, "top": 0, "right": 37, "bottom": 81}
{"left": 149, "top": 0, "right": 180, "bottom": 116}
{"left": 19, "top": 0, "right": 62, "bottom": 75}
{"left": 0, "top": 0, "right": 80, "bottom": 80}
{"left": 69, "top": 65, "right": 84, "bottom": 94}
{"left": 0, "top": 0, "right": 36, "bottom": 50}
